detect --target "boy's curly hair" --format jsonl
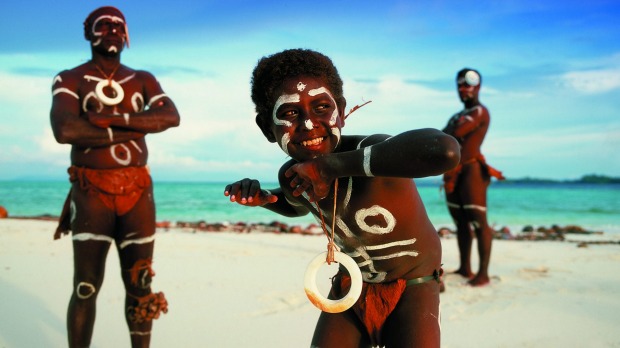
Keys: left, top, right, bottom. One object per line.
{"left": 251, "top": 49, "right": 344, "bottom": 129}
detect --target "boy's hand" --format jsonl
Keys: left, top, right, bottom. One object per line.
{"left": 285, "top": 162, "right": 331, "bottom": 202}
{"left": 224, "top": 178, "right": 278, "bottom": 206}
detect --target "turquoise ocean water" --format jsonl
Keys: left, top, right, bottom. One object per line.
{"left": 1, "top": 180, "right": 618, "bottom": 234}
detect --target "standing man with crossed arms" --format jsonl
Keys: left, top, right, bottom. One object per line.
{"left": 442, "top": 68, "right": 504, "bottom": 287}
{"left": 50, "top": 6, "right": 180, "bottom": 347}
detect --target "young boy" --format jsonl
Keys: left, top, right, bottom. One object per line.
{"left": 224, "top": 49, "right": 459, "bottom": 347}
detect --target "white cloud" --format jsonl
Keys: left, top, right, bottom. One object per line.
{"left": 560, "top": 68, "right": 620, "bottom": 94}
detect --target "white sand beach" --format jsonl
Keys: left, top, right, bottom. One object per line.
{"left": 1, "top": 218, "right": 619, "bottom": 348}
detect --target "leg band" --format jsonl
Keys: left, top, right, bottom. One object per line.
{"left": 126, "top": 292, "right": 168, "bottom": 323}
{"left": 72, "top": 233, "right": 114, "bottom": 244}
{"left": 119, "top": 235, "right": 156, "bottom": 250}
{"left": 446, "top": 202, "right": 460, "bottom": 209}
{"left": 130, "top": 331, "right": 151, "bottom": 336}
{"left": 463, "top": 204, "right": 487, "bottom": 212}
{"left": 128, "top": 258, "right": 155, "bottom": 289}
{"left": 406, "top": 268, "right": 444, "bottom": 286}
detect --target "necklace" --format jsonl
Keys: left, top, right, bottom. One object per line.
{"left": 314, "top": 179, "right": 339, "bottom": 263}
{"left": 93, "top": 62, "right": 124, "bottom": 106}
{"left": 304, "top": 179, "right": 363, "bottom": 313}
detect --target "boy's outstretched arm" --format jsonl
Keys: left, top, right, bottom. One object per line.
{"left": 355, "top": 128, "right": 460, "bottom": 177}
{"left": 224, "top": 178, "right": 309, "bottom": 217}
{"left": 286, "top": 128, "right": 460, "bottom": 200}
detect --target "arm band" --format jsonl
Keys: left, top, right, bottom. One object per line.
{"left": 363, "top": 146, "right": 374, "bottom": 177}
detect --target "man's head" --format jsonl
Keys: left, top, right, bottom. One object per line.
{"left": 251, "top": 49, "right": 346, "bottom": 160}
{"left": 84, "top": 6, "right": 129, "bottom": 54}
{"left": 456, "top": 68, "right": 481, "bottom": 103}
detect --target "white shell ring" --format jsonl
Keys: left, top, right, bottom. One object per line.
{"left": 304, "top": 251, "right": 363, "bottom": 313}
{"left": 95, "top": 79, "right": 124, "bottom": 106}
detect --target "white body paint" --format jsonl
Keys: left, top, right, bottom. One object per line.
{"left": 119, "top": 235, "right": 156, "bottom": 249}
{"left": 463, "top": 204, "right": 487, "bottom": 212}
{"left": 148, "top": 93, "right": 167, "bottom": 107}
{"left": 76, "top": 282, "right": 97, "bottom": 299}
{"left": 363, "top": 146, "right": 373, "bottom": 177}
{"left": 303, "top": 137, "right": 418, "bottom": 283}
{"left": 130, "top": 140, "right": 143, "bottom": 153}
{"left": 53, "top": 88, "right": 79, "bottom": 99}
{"left": 73, "top": 233, "right": 114, "bottom": 244}
{"left": 355, "top": 205, "right": 396, "bottom": 235}
{"left": 52, "top": 70, "right": 146, "bottom": 167}
{"left": 110, "top": 144, "right": 132, "bottom": 166}
{"left": 131, "top": 92, "right": 144, "bottom": 112}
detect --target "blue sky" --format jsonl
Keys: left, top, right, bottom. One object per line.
{"left": 1, "top": 0, "right": 619, "bottom": 182}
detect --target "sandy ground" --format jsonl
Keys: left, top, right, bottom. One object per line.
{"left": 1, "top": 219, "right": 619, "bottom": 347}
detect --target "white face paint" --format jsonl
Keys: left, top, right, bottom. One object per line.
{"left": 272, "top": 93, "right": 299, "bottom": 127}
{"left": 331, "top": 127, "right": 341, "bottom": 147}
{"left": 272, "top": 82, "right": 342, "bottom": 157}
{"left": 91, "top": 15, "right": 127, "bottom": 48}
{"left": 308, "top": 87, "right": 340, "bottom": 126}
{"left": 279, "top": 133, "right": 290, "bottom": 155}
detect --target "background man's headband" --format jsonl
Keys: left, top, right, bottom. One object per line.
{"left": 457, "top": 69, "right": 480, "bottom": 87}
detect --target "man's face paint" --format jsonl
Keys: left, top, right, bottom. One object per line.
{"left": 90, "top": 14, "right": 129, "bottom": 51}
{"left": 457, "top": 70, "right": 480, "bottom": 87}
{"left": 270, "top": 76, "right": 343, "bottom": 161}
{"left": 457, "top": 70, "right": 480, "bottom": 102}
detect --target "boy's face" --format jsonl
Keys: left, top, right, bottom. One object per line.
{"left": 266, "top": 76, "right": 345, "bottom": 161}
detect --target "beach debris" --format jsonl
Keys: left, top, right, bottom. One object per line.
{"left": 436, "top": 224, "right": 612, "bottom": 243}
{"left": 517, "top": 224, "right": 604, "bottom": 241}
{"left": 167, "top": 220, "right": 323, "bottom": 235}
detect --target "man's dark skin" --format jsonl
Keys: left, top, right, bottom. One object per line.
{"left": 442, "top": 68, "right": 502, "bottom": 287}
{"left": 50, "top": 7, "right": 179, "bottom": 347}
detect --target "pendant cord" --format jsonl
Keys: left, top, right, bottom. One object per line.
{"left": 313, "top": 179, "right": 339, "bottom": 264}
{"left": 94, "top": 62, "right": 120, "bottom": 87}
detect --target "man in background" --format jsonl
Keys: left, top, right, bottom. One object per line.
{"left": 50, "top": 6, "right": 180, "bottom": 347}
{"left": 442, "top": 68, "right": 504, "bottom": 287}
